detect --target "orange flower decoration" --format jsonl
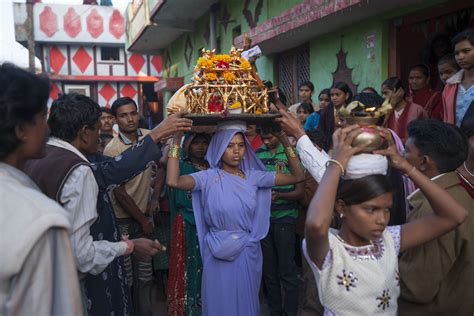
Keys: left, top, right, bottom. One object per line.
{"left": 223, "top": 71, "right": 236, "bottom": 82}
{"left": 240, "top": 58, "right": 251, "bottom": 69}
{"left": 205, "top": 72, "right": 218, "bottom": 81}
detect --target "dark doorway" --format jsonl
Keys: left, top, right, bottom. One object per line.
{"left": 390, "top": 2, "right": 473, "bottom": 91}
{"left": 277, "top": 44, "right": 310, "bottom": 105}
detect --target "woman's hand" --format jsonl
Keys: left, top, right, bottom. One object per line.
{"left": 331, "top": 125, "right": 372, "bottom": 167}
{"left": 390, "top": 87, "right": 404, "bottom": 105}
{"left": 373, "top": 130, "right": 412, "bottom": 173}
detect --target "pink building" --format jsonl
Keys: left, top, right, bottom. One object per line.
{"left": 14, "top": 2, "right": 163, "bottom": 119}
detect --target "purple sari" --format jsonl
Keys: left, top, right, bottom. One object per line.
{"left": 191, "top": 129, "right": 275, "bottom": 316}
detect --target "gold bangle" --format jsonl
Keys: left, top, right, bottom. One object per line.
{"left": 326, "top": 159, "right": 345, "bottom": 176}
{"left": 168, "top": 145, "right": 180, "bottom": 159}
{"left": 284, "top": 147, "right": 297, "bottom": 158}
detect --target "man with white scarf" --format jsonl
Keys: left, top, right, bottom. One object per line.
{"left": 0, "top": 63, "right": 82, "bottom": 315}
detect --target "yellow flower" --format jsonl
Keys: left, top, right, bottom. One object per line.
{"left": 212, "top": 54, "right": 232, "bottom": 64}
{"left": 240, "top": 58, "right": 251, "bottom": 69}
{"left": 197, "top": 57, "right": 213, "bottom": 69}
{"left": 230, "top": 101, "right": 242, "bottom": 109}
{"left": 205, "top": 72, "right": 217, "bottom": 81}
{"left": 223, "top": 71, "right": 236, "bottom": 82}
{"left": 255, "top": 108, "right": 263, "bottom": 114}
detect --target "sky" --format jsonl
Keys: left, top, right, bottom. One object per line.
{"left": 0, "top": 0, "right": 130, "bottom": 68}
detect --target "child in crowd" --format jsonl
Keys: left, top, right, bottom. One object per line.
{"left": 317, "top": 89, "right": 331, "bottom": 111}
{"left": 289, "top": 81, "right": 319, "bottom": 113}
{"left": 318, "top": 82, "right": 353, "bottom": 148}
{"left": 297, "top": 102, "right": 314, "bottom": 126}
{"left": 297, "top": 102, "right": 321, "bottom": 132}
{"left": 437, "top": 54, "right": 460, "bottom": 86}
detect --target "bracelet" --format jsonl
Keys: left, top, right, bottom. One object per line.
{"left": 168, "top": 145, "right": 180, "bottom": 159}
{"left": 284, "top": 147, "right": 297, "bottom": 158}
{"left": 326, "top": 159, "right": 345, "bottom": 176}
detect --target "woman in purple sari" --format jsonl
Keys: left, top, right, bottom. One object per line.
{"left": 167, "top": 122, "right": 304, "bottom": 315}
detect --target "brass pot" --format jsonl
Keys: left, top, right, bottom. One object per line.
{"left": 343, "top": 116, "right": 387, "bottom": 152}
{"left": 344, "top": 116, "right": 379, "bottom": 126}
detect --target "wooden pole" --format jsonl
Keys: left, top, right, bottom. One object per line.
{"left": 26, "top": 0, "right": 36, "bottom": 73}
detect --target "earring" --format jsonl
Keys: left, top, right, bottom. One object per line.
{"left": 339, "top": 213, "right": 344, "bottom": 219}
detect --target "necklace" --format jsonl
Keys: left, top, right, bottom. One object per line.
{"left": 226, "top": 168, "right": 246, "bottom": 179}
{"left": 463, "top": 162, "right": 474, "bottom": 177}
{"left": 335, "top": 233, "right": 374, "bottom": 247}
{"left": 335, "top": 233, "right": 385, "bottom": 261}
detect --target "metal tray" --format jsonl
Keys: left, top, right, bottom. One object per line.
{"left": 184, "top": 113, "right": 281, "bottom": 125}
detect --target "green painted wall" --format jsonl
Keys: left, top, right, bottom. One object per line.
{"left": 307, "top": 0, "right": 450, "bottom": 95}
{"left": 162, "top": 0, "right": 297, "bottom": 107}
{"left": 162, "top": 0, "right": 299, "bottom": 82}
{"left": 161, "top": 0, "right": 452, "bottom": 107}
{"left": 309, "top": 19, "right": 388, "bottom": 94}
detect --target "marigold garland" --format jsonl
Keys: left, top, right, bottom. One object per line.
{"left": 223, "top": 71, "right": 236, "bottom": 82}
{"left": 205, "top": 72, "right": 218, "bottom": 81}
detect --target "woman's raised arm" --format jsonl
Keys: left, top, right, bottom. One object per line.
{"left": 166, "top": 133, "right": 196, "bottom": 191}
{"left": 274, "top": 133, "right": 305, "bottom": 186}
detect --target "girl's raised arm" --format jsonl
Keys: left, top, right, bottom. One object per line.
{"left": 305, "top": 126, "right": 366, "bottom": 268}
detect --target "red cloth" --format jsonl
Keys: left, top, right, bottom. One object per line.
{"left": 167, "top": 214, "right": 186, "bottom": 316}
{"left": 412, "top": 87, "right": 443, "bottom": 120}
{"left": 443, "top": 84, "right": 457, "bottom": 124}
{"left": 457, "top": 173, "right": 474, "bottom": 198}
{"left": 442, "top": 70, "right": 462, "bottom": 124}
{"left": 249, "top": 134, "right": 263, "bottom": 152}
{"left": 385, "top": 101, "right": 427, "bottom": 142}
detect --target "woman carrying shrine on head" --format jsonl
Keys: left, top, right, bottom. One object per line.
{"left": 167, "top": 121, "right": 304, "bottom": 316}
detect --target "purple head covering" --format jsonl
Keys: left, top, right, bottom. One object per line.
{"left": 206, "top": 125, "right": 266, "bottom": 172}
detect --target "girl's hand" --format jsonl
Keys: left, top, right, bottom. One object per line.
{"left": 331, "top": 125, "right": 372, "bottom": 167}
{"left": 373, "top": 130, "right": 412, "bottom": 173}
{"left": 390, "top": 87, "right": 404, "bottom": 104}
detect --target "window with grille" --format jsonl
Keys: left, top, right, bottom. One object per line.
{"left": 277, "top": 45, "right": 310, "bottom": 106}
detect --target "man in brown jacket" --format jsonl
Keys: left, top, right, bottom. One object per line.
{"left": 399, "top": 119, "right": 474, "bottom": 315}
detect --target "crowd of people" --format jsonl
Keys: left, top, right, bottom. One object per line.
{"left": 0, "top": 27, "right": 473, "bottom": 316}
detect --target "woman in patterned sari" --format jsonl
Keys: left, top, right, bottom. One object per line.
{"left": 167, "top": 133, "right": 211, "bottom": 315}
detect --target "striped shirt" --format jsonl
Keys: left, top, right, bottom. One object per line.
{"left": 257, "top": 143, "right": 298, "bottom": 220}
